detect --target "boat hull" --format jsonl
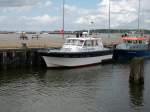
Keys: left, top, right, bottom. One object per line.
{"left": 40, "top": 50, "right": 112, "bottom": 68}
{"left": 113, "top": 49, "right": 150, "bottom": 60}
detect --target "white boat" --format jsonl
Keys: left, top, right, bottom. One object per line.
{"left": 39, "top": 33, "right": 113, "bottom": 68}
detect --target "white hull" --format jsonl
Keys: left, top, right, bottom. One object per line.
{"left": 43, "top": 55, "right": 112, "bottom": 68}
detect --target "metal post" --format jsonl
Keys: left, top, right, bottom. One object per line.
{"left": 62, "top": 0, "right": 65, "bottom": 39}
{"left": 108, "top": 0, "right": 111, "bottom": 40}
{"left": 138, "top": 0, "right": 141, "bottom": 32}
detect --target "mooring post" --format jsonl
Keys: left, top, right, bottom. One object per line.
{"left": 129, "top": 57, "right": 144, "bottom": 84}
{"left": 23, "top": 50, "right": 27, "bottom": 67}
{"left": 12, "top": 51, "right": 15, "bottom": 59}
{"left": 12, "top": 51, "right": 16, "bottom": 67}
{"left": 24, "top": 50, "right": 27, "bottom": 61}
{"left": 2, "top": 52, "right": 7, "bottom": 69}
{"left": 3, "top": 52, "right": 6, "bottom": 64}
{"left": 30, "top": 52, "right": 33, "bottom": 65}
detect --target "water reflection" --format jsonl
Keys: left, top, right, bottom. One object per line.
{"left": 42, "top": 66, "right": 103, "bottom": 85}
{"left": 129, "top": 83, "right": 144, "bottom": 107}
{"left": 34, "top": 65, "right": 108, "bottom": 112}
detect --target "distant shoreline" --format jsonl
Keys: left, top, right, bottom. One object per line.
{"left": 0, "top": 29, "right": 150, "bottom": 34}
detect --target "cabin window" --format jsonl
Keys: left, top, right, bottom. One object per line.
{"left": 91, "top": 40, "right": 97, "bottom": 46}
{"left": 84, "top": 40, "right": 99, "bottom": 47}
{"left": 92, "top": 40, "right": 98, "bottom": 46}
{"left": 65, "top": 39, "right": 77, "bottom": 45}
{"left": 96, "top": 40, "right": 99, "bottom": 46}
{"left": 66, "top": 40, "right": 70, "bottom": 44}
{"left": 85, "top": 40, "right": 92, "bottom": 46}
{"left": 84, "top": 41, "right": 87, "bottom": 46}
{"left": 77, "top": 40, "right": 84, "bottom": 46}
{"left": 139, "top": 40, "right": 142, "bottom": 44}
{"left": 91, "top": 40, "right": 94, "bottom": 46}
{"left": 127, "top": 40, "right": 132, "bottom": 44}
{"left": 72, "top": 40, "right": 76, "bottom": 45}
{"left": 70, "top": 40, "right": 73, "bottom": 44}
{"left": 70, "top": 40, "right": 75, "bottom": 45}
{"left": 73, "top": 40, "right": 78, "bottom": 45}
{"left": 92, "top": 41, "right": 94, "bottom": 46}
{"left": 133, "top": 40, "right": 137, "bottom": 44}
{"left": 136, "top": 40, "right": 138, "bottom": 43}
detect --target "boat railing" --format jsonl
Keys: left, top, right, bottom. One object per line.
{"left": 117, "top": 42, "right": 149, "bottom": 50}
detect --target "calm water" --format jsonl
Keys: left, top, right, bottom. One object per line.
{"left": 0, "top": 61, "right": 150, "bottom": 112}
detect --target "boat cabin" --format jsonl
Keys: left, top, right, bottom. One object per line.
{"left": 61, "top": 37, "right": 104, "bottom": 52}
{"left": 64, "top": 38, "right": 101, "bottom": 46}
{"left": 116, "top": 32, "right": 149, "bottom": 50}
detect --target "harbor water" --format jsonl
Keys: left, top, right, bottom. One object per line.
{"left": 0, "top": 61, "right": 150, "bottom": 112}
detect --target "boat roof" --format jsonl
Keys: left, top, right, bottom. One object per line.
{"left": 66, "top": 37, "right": 101, "bottom": 41}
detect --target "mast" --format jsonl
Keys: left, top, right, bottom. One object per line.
{"left": 138, "top": 0, "right": 141, "bottom": 32}
{"left": 138, "top": 0, "right": 141, "bottom": 31}
{"left": 62, "top": 0, "right": 65, "bottom": 38}
{"left": 108, "top": 0, "right": 111, "bottom": 39}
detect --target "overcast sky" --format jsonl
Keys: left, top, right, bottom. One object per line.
{"left": 0, "top": 0, "right": 149, "bottom": 31}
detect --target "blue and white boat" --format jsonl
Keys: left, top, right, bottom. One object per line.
{"left": 113, "top": 31, "right": 150, "bottom": 60}
{"left": 113, "top": 0, "right": 150, "bottom": 60}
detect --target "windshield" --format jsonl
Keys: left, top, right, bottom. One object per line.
{"left": 65, "top": 39, "right": 84, "bottom": 46}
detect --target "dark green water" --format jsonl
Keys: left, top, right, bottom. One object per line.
{"left": 0, "top": 61, "right": 150, "bottom": 112}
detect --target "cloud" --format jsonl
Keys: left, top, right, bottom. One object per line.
{"left": 0, "top": 0, "right": 41, "bottom": 7}
{"left": 64, "top": 4, "right": 94, "bottom": 15}
{"left": 74, "top": 0, "right": 139, "bottom": 29}
{"left": 64, "top": 4, "right": 77, "bottom": 14}
{"left": 0, "top": 0, "right": 53, "bottom": 14}
{"left": 1, "top": 6, "right": 33, "bottom": 13}
{"left": 0, "top": 0, "right": 45, "bottom": 13}
{"left": 45, "top": 1, "right": 52, "bottom": 7}
{"left": 22, "top": 15, "right": 58, "bottom": 25}
{"left": 0, "top": 0, "right": 149, "bottom": 31}
{"left": 0, "top": 15, "right": 58, "bottom": 31}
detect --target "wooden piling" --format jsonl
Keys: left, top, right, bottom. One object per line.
{"left": 2, "top": 52, "right": 7, "bottom": 69}
{"left": 129, "top": 57, "right": 144, "bottom": 84}
{"left": 12, "top": 51, "right": 15, "bottom": 63}
{"left": 0, "top": 48, "right": 46, "bottom": 70}
{"left": 12, "top": 51, "right": 16, "bottom": 68}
